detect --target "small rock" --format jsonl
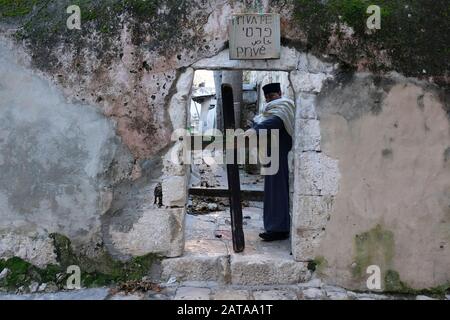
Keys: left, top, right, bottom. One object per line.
{"left": 16, "top": 286, "right": 27, "bottom": 294}
{"left": 38, "top": 283, "right": 47, "bottom": 292}
{"left": 207, "top": 203, "right": 218, "bottom": 211}
{"left": 300, "top": 278, "right": 322, "bottom": 288}
{"left": 29, "top": 282, "right": 39, "bottom": 293}
{"left": 446, "top": 294, "right": 450, "bottom": 300}
{"left": 302, "top": 288, "right": 324, "bottom": 299}
{"left": 167, "top": 277, "right": 177, "bottom": 285}
{"left": 214, "top": 230, "right": 232, "bottom": 240}
{"left": 0, "top": 268, "right": 10, "bottom": 280}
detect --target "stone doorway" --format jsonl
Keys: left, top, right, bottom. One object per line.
{"left": 185, "top": 68, "right": 293, "bottom": 279}
{"left": 160, "top": 47, "right": 337, "bottom": 285}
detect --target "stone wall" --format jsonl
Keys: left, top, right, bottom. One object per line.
{"left": 312, "top": 73, "right": 450, "bottom": 291}
{"left": 0, "top": 40, "right": 132, "bottom": 265}
{"left": 0, "top": 38, "right": 187, "bottom": 265}
{"left": 0, "top": 0, "right": 449, "bottom": 291}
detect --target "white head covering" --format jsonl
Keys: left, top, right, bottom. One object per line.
{"left": 253, "top": 97, "right": 296, "bottom": 136}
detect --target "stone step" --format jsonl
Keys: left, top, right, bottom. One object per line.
{"left": 230, "top": 253, "right": 311, "bottom": 285}
{"left": 161, "top": 240, "right": 230, "bottom": 283}
{"left": 161, "top": 239, "right": 312, "bottom": 285}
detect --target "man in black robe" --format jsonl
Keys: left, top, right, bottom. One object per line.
{"left": 247, "top": 83, "right": 295, "bottom": 241}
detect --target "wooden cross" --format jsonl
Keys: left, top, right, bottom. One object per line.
{"left": 221, "top": 83, "right": 245, "bottom": 253}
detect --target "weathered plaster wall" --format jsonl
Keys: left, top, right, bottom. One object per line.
{"left": 1, "top": 0, "right": 448, "bottom": 160}
{"left": 0, "top": 0, "right": 449, "bottom": 291}
{"left": 0, "top": 40, "right": 136, "bottom": 264}
{"left": 313, "top": 73, "right": 450, "bottom": 291}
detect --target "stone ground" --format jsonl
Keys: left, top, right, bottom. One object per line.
{"left": 1, "top": 165, "right": 447, "bottom": 300}
{"left": 163, "top": 194, "right": 311, "bottom": 283}
{"left": 0, "top": 195, "right": 447, "bottom": 300}
{"left": 164, "top": 162, "right": 308, "bottom": 287}
{"left": 1, "top": 279, "right": 447, "bottom": 300}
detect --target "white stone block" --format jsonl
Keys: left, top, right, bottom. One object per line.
{"left": 109, "top": 208, "right": 185, "bottom": 258}
{"left": 168, "top": 68, "right": 193, "bottom": 130}
{"left": 161, "top": 240, "right": 230, "bottom": 283}
{"left": 297, "top": 53, "right": 309, "bottom": 72}
{"left": 291, "top": 228, "right": 326, "bottom": 261}
{"left": 294, "top": 152, "right": 340, "bottom": 196}
{"left": 295, "top": 120, "right": 321, "bottom": 151}
{"left": 0, "top": 268, "right": 10, "bottom": 280}
{"left": 0, "top": 233, "right": 57, "bottom": 268}
{"left": 290, "top": 70, "right": 329, "bottom": 93}
{"left": 293, "top": 196, "right": 333, "bottom": 229}
{"left": 230, "top": 254, "right": 310, "bottom": 285}
{"left": 163, "top": 142, "right": 187, "bottom": 176}
{"left": 295, "top": 92, "right": 317, "bottom": 120}
{"left": 161, "top": 255, "right": 229, "bottom": 283}
{"left": 162, "top": 175, "right": 187, "bottom": 207}
{"left": 306, "top": 53, "right": 335, "bottom": 74}
{"left": 301, "top": 287, "right": 325, "bottom": 299}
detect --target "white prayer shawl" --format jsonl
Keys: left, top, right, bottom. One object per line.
{"left": 253, "top": 97, "right": 295, "bottom": 136}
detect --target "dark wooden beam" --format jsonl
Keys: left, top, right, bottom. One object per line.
{"left": 222, "top": 83, "right": 245, "bottom": 253}
{"left": 188, "top": 187, "right": 264, "bottom": 201}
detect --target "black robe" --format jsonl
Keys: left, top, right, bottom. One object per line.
{"left": 253, "top": 115, "right": 292, "bottom": 233}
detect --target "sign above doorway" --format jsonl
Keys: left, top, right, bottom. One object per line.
{"left": 229, "top": 14, "right": 280, "bottom": 60}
